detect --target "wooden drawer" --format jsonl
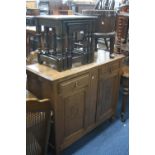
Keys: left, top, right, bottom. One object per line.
{"left": 99, "top": 60, "right": 120, "bottom": 78}
{"left": 108, "top": 60, "right": 120, "bottom": 72}
{"left": 59, "top": 74, "right": 89, "bottom": 94}
{"left": 100, "top": 64, "right": 108, "bottom": 74}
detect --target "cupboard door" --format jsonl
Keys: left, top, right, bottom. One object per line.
{"left": 58, "top": 74, "right": 90, "bottom": 146}
{"left": 63, "top": 89, "right": 87, "bottom": 137}
{"left": 85, "top": 69, "right": 98, "bottom": 128}
{"left": 96, "top": 67, "right": 120, "bottom": 122}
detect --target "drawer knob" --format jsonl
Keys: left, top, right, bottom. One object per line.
{"left": 92, "top": 76, "right": 95, "bottom": 80}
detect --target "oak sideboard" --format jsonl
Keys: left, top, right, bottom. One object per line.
{"left": 26, "top": 51, "right": 124, "bottom": 154}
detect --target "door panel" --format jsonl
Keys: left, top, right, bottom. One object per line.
{"left": 64, "top": 90, "right": 85, "bottom": 137}
{"left": 58, "top": 74, "right": 90, "bottom": 143}
{"left": 96, "top": 67, "right": 120, "bottom": 122}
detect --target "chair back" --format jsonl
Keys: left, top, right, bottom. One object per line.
{"left": 26, "top": 98, "right": 51, "bottom": 155}
{"left": 95, "top": 0, "right": 115, "bottom": 10}
{"left": 82, "top": 10, "right": 116, "bottom": 33}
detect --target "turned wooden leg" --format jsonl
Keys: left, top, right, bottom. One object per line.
{"left": 44, "top": 26, "right": 50, "bottom": 53}
{"left": 104, "top": 38, "right": 109, "bottom": 50}
{"left": 110, "top": 36, "right": 115, "bottom": 58}
{"left": 95, "top": 37, "right": 98, "bottom": 51}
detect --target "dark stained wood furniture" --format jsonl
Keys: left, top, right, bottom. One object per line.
{"left": 26, "top": 91, "right": 52, "bottom": 155}
{"left": 26, "top": 16, "right": 38, "bottom": 61}
{"left": 95, "top": 0, "right": 115, "bottom": 10}
{"left": 26, "top": 26, "right": 36, "bottom": 58}
{"left": 82, "top": 10, "right": 116, "bottom": 58}
{"left": 93, "top": 32, "right": 115, "bottom": 58}
{"left": 26, "top": 15, "right": 36, "bottom": 26}
{"left": 34, "top": 15, "right": 97, "bottom": 71}
{"left": 26, "top": 51, "right": 124, "bottom": 154}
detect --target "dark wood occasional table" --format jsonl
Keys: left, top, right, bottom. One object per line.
{"left": 34, "top": 15, "right": 97, "bottom": 71}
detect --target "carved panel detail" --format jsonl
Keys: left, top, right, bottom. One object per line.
{"left": 64, "top": 91, "right": 85, "bottom": 137}
{"left": 100, "top": 77, "right": 113, "bottom": 113}
{"left": 97, "top": 68, "right": 120, "bottom": 121}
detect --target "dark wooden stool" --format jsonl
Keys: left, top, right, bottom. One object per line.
{"left": 82, "top": 10, "right": 116, "bottom": 58}
{"left": 35, "top": 15, "right": 96, "bottom": 71}
{"left": 120, "top": 66, "right": 129, "bottom": 122}
{"left": 94, "top": 32, "right": 115, "bottom": 58}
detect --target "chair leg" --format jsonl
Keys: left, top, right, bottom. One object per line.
{"left": 104, "top": 38, "right": 109, "bottom": 50}
{"left": 109, "top": 36, "right": 115, "bottom": 58}
{"left": 95, "top": 38, "right": 98, "bottom": 51}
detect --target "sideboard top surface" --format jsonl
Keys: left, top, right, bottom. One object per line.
{"left": 26, "top": 51, "right": 124, "bottom": 82}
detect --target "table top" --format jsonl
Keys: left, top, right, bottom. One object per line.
{"left": 26, "top": 50, "right": 124, "bottom": 82}
{"left": 35, "top": 15, "right": 97, "bottom": 20}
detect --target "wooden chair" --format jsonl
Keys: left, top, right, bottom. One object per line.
{"left": 82, "top": 9, "right": 116, "bottom": 58}
{"left": 26, "top": 91, "right": 52, "bottom": 155}
{"left": 94, "top": 30, "right": 116, "bottom": 58}
{"left": 95, "top": 0, "right": 115, "bottom": 10}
